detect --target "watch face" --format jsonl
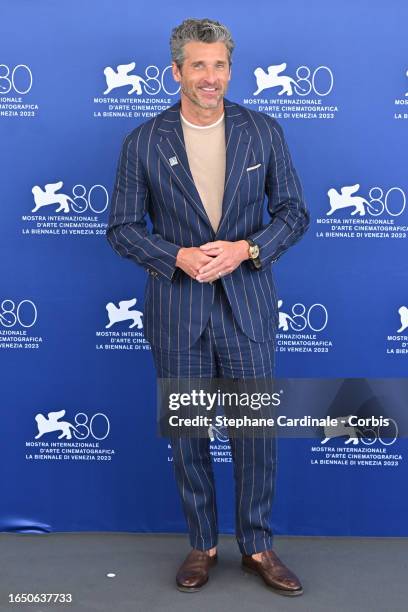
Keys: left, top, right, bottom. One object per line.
{"left": 251, "top": 245, "right": 260, "bottom": 259}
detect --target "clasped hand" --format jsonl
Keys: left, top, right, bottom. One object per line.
{"left": 175, "top": 240, "right": 249, "bottom": 283}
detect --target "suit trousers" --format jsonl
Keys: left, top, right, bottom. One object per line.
{"left": 150, "top": 279, "right": 277, "bottom": 555}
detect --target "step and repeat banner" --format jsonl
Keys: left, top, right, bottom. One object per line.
{"left": 1, "top": 1, "right": 408, "bottom": 536}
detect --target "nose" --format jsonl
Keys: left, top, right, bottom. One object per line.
{"left": 202, "top": 65, "right": 217, "bottom": 83}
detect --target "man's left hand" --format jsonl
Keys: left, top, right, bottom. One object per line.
{"left": 196, "top": 240, "right": 249, "bottom": 282}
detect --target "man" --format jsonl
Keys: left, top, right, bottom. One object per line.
{"left": 106, "top": 18, "right": 309, "bottom": 596}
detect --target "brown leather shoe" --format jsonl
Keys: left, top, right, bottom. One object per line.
{"left": 242, "top": 550, "right": 303, "bottom": 596}
{"left": 176, "top": 548, "right": 218, "bottom": 592}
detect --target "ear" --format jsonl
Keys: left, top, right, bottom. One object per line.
{"left": 172, "top": 61, "right": 181, "bottom": 83}
{"left": 228, "top": 64, "right": 232, "bottom": 81}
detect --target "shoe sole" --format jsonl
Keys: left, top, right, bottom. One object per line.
{"left": 241, "top": 564, "right": 304, "bottom": 596}
{"left": 176, "top": 577, "right": 209, "bottom": 593}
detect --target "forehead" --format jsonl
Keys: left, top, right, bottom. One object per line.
{"left": 182, "top": 41, "right": 229, "bottom": 63}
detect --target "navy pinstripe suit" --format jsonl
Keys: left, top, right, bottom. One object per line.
{"left": 107, "top": 98, "right": 309, "bottom": 554}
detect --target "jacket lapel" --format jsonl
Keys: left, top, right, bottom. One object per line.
{"left": 155, "top": 102, "right": 211, "bottom": 227}
{"left": 216, "top": 100, "right": 251, "bottom": 237}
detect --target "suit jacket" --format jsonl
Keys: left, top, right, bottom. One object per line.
{"left": 106, "top": 97, "right": 309, "bottom": 350}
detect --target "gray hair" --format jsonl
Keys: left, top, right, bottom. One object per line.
{"left": 170, "top": 18, "right": 235, "bottom": 69}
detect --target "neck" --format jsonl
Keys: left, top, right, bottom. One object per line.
{"left": 179, "top": 95, "right": 225, "bottom": 127}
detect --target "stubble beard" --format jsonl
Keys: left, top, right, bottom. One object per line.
{"left": 180, "top": 82, "right": 225, "bottom": 110}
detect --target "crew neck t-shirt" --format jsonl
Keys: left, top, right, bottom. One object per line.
{"left": 180, "top": 111, "right": 226, "bottom": 233}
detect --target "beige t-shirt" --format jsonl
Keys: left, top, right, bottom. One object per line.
{"left": 180, "top": 111, "right": 226, "bottom": 232}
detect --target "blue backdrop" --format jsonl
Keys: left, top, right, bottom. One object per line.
{"left": 1, "top": 0, "right": 408, "bottom": 536}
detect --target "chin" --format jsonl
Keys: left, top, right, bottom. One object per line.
{"left": 197, "top": 95, "right": 224, "bottom": 109}
{"left": 199, "top": 101, "right": 221, "bottom": 109}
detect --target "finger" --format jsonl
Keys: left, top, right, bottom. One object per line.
{"left": 197, "top": 259, "right": 222, "bottom": 274}
{"left": 199, "top": 253, "right": 219, "bottom": 264}
{"left": 199, "top": 241, "right": 222, "bottom": 250}
{"left": 197, "top": 277, "right": 217, "bottom": 283}
{"left": 197, "top": 272, "right": 223, "bottom": 283}
{"left": 196, "top": 267, "right": 223, "bottom": 281}
{"left": 200, "top": 247, "right": 223, "bottom": 256}
{"left": 200, "top": 244, "right": 223, "bottom": 251}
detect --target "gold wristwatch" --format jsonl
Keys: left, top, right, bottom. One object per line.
{"left": 245, "top": 239, "right": 261, "bottom": 269}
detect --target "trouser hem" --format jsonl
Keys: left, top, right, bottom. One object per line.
{"left": 237, "top": 536, "right": 274, "bottom": 555}
{"left": 189, "top": 536, "right": 219, "bottom": 551}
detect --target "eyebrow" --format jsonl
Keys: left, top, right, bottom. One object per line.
{"left": 190, "top": 60, "right": 228, "bottom": 65}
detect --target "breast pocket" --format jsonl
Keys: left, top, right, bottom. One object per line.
{"left": 241, "top": 161, "right": 265, "bottom": 206}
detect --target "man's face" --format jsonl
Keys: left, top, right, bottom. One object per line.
{"left": 172, "top": 41, "right": 231, "bottom": 110}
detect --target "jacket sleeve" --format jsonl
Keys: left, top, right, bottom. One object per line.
{"left": 247, "top": 118, "right": 310, "bottom": 269}
{"left": 106, "top": 129, "right": 180, "bottom": 284}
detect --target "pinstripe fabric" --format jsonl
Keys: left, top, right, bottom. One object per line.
{"left": 106, "top": 98, "right": 309, "bottom": 351}
{"left": 151, "top": 280, "right": 277, "bottom": 554}
{"left": 106, "top": 97, "right": 308, "bottom": 553}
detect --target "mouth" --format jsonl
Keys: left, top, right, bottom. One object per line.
{"left": 198, "top": 86, "right": 219, "bottom": 95}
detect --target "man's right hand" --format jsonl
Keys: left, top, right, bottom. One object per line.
{"left": 176, "top": 246, "right": 221, "bottom": 280}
